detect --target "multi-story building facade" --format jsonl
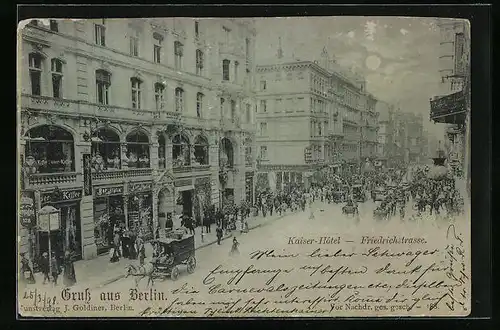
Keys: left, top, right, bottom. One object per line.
{"left": 390, "top": 110, "right": 425, "bottom": 166}
{"left": 254, "top": 47, "right": 372, "bottom": 191}
{"left": 375, "top": 100, "right": 393, "bottom": 166}
{"left": 18, "top": 18, "right": 257, "bottom": 262}
{"left": 360, "top": 93, "right": 380, "bottom": 160}
{"left": 430, "top": 19, "right": 470, "bottom": 177}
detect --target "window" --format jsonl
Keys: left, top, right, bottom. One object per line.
{"left": 222, "top": 59, "right": 230, "bottom": 81}
{"left": 131, "top": 77, "right": 142, "bottom": 109}
{"left": 194, "top": 21, "right": 199, "bottom": 39}
{"left": 245, "top": 38, "right": 250, "bottom": 69}
{"left": 196, "top": 93, "right": 204, "bottom": 118}
{"left": 246, "top": 104, "right": 251, "bottom": 123}
{"left": 96, "top": 69, "right": 110, "bottom": 105}
{"left": 230, "top": 100, "right": 236, "bottom": 121}
{"left": 94, "top": 21, "right": 106, "bottom": 46}
{"left": 196, "top": 49, "right": 204, "bottom": 76}
{"left": 260, "top": 146, "right": 268, "bottom": 160}
{"left": 175, "top": 87, "right": 184, "bottom": 112}
{"left": 286, "top": 72, "right": 293, "bottom": 80}
{"left": 28, "top": 53, "right": 42, "bottom": 96}
{"left": 234, "top": 61, "right": 239, "bottom": 83}
{"left": 260, "top": 80, "right": 267, "bottom": 91}
{"left": 154, "top": 83, "right": 165, "bottom": 110}
{"left": 260, "top": 122, "right": 268, "bottom": 136}
{"left": 153, "top": 33, "right": 163, "bottom": 64}
{"left": 260, "top": 100, "right": 267, "bottom": 113}
{"left": 174, "top": 41, "right": 183, "bottom": 69}
{"left": 129, "top": 30, "right": 139, "bottom": 57}
{"left": 318, "top": 122, "right": 322, "bottom": 136}
{"left": 49, "top": 20, "right": 58, "bottom": 32}
{"left": 51, "top": 58, "right": 63, "bottom": 98}
{"left": 220, "top": 98, "right": 225, "bottom": 117}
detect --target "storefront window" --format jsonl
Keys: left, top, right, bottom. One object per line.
{"left": 24, "top": 125, "right": 75, "bottom": 173}
{"left": 158, "top": 134, "right": 166, "bottom": 169}
{"left": 126, "top": 130, "right": 150, "bottom": 168}
{"left": 172, "top": 133, "right": 191, "bottom": 167}
{"left": 93, "top": 196, "right": 124, "bottom": 255}
{"left": 91, "top": 128, "right": 121, "bottom": 171}
{"left": 193, "top": 135, "right": 209, "bottom": 165}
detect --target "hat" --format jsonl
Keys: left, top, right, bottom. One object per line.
{"left": 42, "top": 252, "right": 48, "bottom": 257}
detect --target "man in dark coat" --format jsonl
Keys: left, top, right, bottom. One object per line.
{"left": 40, "top": 252, "right": 50, "bottom": 284}
{"left": 50, "top": 252, "right": 60, "bottom": 286}
{"left": 203, "top": 213, "right": 211, "bottom": 233}
{"left": 216, "top": 225, "right": 223, "bottom": 245}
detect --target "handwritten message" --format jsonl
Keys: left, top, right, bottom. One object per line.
{"left": 18, "top": 224, "right": 470, "bottom": 318}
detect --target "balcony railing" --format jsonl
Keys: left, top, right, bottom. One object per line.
{"left": 27, "top": 172, "right": 78, "bottom": 186}
{"left": 173, "top": 165, "right": 211, "bottom": 175}
{"left": 20, "top": 94, "right": 181, "bottom": 124}
{"left": 91, "top": 168, "right": 153, "bottom": 181}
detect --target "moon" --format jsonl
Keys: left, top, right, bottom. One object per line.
{"left": 365, "top": 55, "right": 381, "bottom": 71}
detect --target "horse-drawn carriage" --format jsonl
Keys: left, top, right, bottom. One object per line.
{"left": 352, "top": 184, "right": 367, "bottom": 203}
{"left": 126, "top": 230, "right": 196, "bottom": 286}
{"left": 342, "top": 202, "right": 359, "bottom": 217}
{"left": 373, "top": 206, "right": 389, "bottom": 220}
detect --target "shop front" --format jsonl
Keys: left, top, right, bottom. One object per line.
{"left": 194, "top": 177, "right": 211, "bottom": 225}
{"left": 174, "top": 178, "right": 194, "bottom": 218}
{"left": 127, "top": 182, "right": 154, "bottom": 241}
{"left": 23, "top": 187, "right": 84, "bottom": 271}
{"left": 93, "top": 185, "right": 125, "bottom": 255}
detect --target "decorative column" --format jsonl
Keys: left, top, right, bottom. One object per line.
{"left": 150, "top": 133, "right": 159, "bottom": 174}
{"left": 152, "top": 187, "right": 159, "bottom": 236}
{"left": 166, "top": 140, "right": 173, "bottom": 170}
{"left": 234, "top": 138, "right": 246, "bottom": 204}
{"left": 121, "top": 143, "right": 129, "bottom": 170}
{"left": 123, "top": 194, "right": 129, "bottom": 230}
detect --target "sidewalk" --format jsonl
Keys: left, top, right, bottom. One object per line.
{"left": 25, "top": 210, "right": 293, "bottom": 290}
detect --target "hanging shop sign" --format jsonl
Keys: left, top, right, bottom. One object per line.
{"left": 20, "top": 191, "right": 36, "bottom": 228}
{"left": 94, "top": 185, "right": 124, "bottom": 197}
{"left": 41, "top": 189, "right": 83, "bottom": 206}
{"left": 83, "top": 153, "right": 92, "bottom": 196}
{"left": 128, "top": 182, "right": 153, "bottom": 194}
{"left": 37, "top": 206, "right": 60, "bottom": 232}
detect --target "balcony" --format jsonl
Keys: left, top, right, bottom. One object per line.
{"left": 91, "top": 168, "right": 153, "bottom": 184}
{"left": 20, "top": 94, "right": 181, "bottom": 124}
{"left": 26, "top": 172, "right": 79, "bottom": 188}
{"left": 430, "top": 90, "right": 466, "bottom": 124}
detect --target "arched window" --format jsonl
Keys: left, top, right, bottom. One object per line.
{"left": 90, "top": 128, "right": 121, "bottom": 171}
{"left": 172, "top": 134, "right": 190, "bottom": 167}
{"left": 220, "top": 138, "right": 234, "bottom": 168}
{"left": 51, "top": 58, "right": 63, "bottom": 98}
{"left": 175, "top": 87, "right": 184, "bottom": 112}
{"left": 24, "top": 125, "right": 74, "bottom": 173}
{"left": 222, "top": 59, "right": 230, "bottom": 81}
{"left": 174, "top": 41, "right": 183, "bottom": 69}
{"left": 126, "top": 131, "right": 150, "bottom": 168}
{"left": 154, "top": 83, "right": 165, "bottom": 111}
{"left": 230, "top": 100, "right": 236, "bottom": 121}
{"left": 96, "top": 69, "right": 111, "bottom": 105}
{"left": 193, "top": 135, "right": 209, "bottom": 165}
{"left": 158, "top": 134, "right": 166, "bottom": 169}
{"left": 29, "top": 53, "right": 43, "bottom": 96}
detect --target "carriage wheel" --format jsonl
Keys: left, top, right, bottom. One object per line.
{"left": 186, "top": 256, "right": 197, "bottom": 274}
{"left": 171, "top": 266, "right": 179, "bottom": 281}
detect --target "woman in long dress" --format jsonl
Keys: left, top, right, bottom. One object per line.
{"left": 62, "top": 250, "right": 77, "bottom": 287}
{"left": 230, "top": 237, "right": 240, "bottom": 256}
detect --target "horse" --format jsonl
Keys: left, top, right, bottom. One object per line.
{"left": 342, "top": 204, "right": 359, "bottom": 217}
{"left": 125, "top": 262, "right": 156, "bottom": 288}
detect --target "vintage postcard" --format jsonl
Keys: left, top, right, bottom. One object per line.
{"left": 17, "top": 16, "right": 471, "bottom": 317}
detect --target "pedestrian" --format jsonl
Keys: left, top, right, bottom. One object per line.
{"left": 230, "top": 237, "right": 240, "bottom": 256}
{"left": 50, "top": 252, "right": 60, "bottom": 286}
{"left": 136, "top": 236, "right": 146, "bottom": 266}
{"left": 204, "top": 213, "right": 211, "bottom": 233}
{"left": 40, "top": 252, "right": 50, "bottom": 284}
{"left": 216, "top": 225, "right": 223, "bottom": 245}
{"left": 20, "top": 253, "right": 35, "bottom": 285}
{"left": 62, "top": 250, "right": 77, "bottom": 287}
